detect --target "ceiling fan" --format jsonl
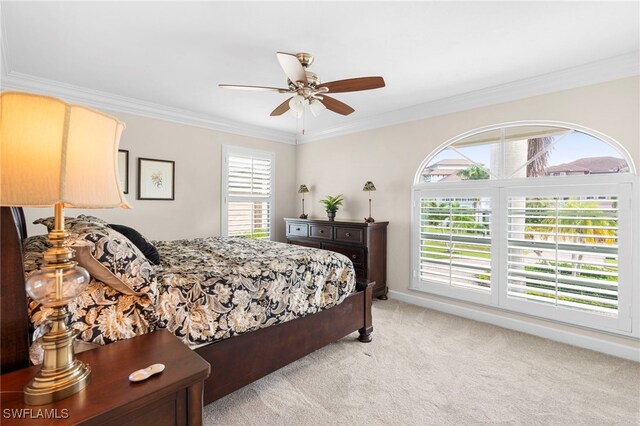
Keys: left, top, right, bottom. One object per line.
{"left": 219, "top": 52, "right": 385, "bottom": 117}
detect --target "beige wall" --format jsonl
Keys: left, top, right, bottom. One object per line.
{"left": 297, "top": 76, "right": 640, "bottom": 347}
{"left": 25, "top": 112, "right": 298, "bottom": 241}
{"left": 18, "top": 76, "right": 639, "bottom": 353}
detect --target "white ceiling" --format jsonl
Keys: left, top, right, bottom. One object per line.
{"left": 1, "top": 1, "right": 639, "bottom": 143}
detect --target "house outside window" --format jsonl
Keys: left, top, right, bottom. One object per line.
{"left": 412, "top": 122, "right": 637, "bottom": 335}
{"left": 222, "top": 145, "right": 275, "bottom": 240}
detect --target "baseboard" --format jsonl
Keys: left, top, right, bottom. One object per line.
{"left": 388, "top": 290, "right": 640, "bottom": 362}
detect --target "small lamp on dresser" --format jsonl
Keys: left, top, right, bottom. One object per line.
{"left": 0, "top": 91, "right": 129, "bottom": 405}
{"left": 363, "top": 181, "right": 376, "bottom": 223}
{"left": 298, "top": 184, "right": 309, "bottom": 219}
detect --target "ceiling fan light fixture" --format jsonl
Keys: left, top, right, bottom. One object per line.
{"left": 289, "top": 94, "right": 307, "bottom": 118}
{"left": 309, "top": 98, "right": 326, "bottom": 117}
{"left": 289, "top": 94, "right": 306, "bottom": 114}
{"left": 221, "top": 51, "right": 385, "bottom": 119}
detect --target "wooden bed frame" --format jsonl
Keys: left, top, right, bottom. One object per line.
{"left": 0, "top": 207, "right": 373, "bottom": 405}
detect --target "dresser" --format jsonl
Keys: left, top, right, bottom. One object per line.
{"left": 284, "top": 218, "right": 388, "bottom": 299}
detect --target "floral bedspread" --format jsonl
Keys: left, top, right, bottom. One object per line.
{"left": 152, "top": 237, "right": 356, "bottom": 347}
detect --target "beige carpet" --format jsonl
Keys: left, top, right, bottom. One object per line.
{"left": 203, "top": 299, "right": 640, "bottom": 425}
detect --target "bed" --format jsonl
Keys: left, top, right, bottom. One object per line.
{"left": 0, "top": 207, "right": 373, "bottom": 406}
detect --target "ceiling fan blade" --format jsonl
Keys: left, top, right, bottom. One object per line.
{"left": 219, "top": 84, "right": 290, "bottom": 93}
{"left": 321, "top": 95, "right": 355, "bottom": 116}
{"left": 270, "top": 97, "right": 293, "bottom": 116}
{"left": 276, "top": 52, "right": 308, "bottom": 85}
{"left": 320, "top": 77, "right": 385, "bottom": 93}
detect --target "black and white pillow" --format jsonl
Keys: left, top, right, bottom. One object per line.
{"left": 33, "top": 214, "right": 109, "bottom": 231}
{"left": 34, "top": 216, "right": 161, "bottom": 266}
{"left": 34, "top": 217, "right": 157, "bottom": 295}
{"left": 23, "top": 235, "right": 159, "bottom": 348}
{"left": 68, "top": 221, "right": 157, "bottom": 294}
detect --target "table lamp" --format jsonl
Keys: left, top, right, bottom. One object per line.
{"left": 298, "top": 184, "right": 309, "bottom": 219}
{"left": 362, "top": 181, "right": 376, "bottom": 223}
{"left": 0, "top": 91, "right": 129, "bottom": 405}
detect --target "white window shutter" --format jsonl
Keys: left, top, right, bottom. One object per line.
{"left": 222, "top": 147, "right": 275, "bottom": 240}
{"left": 419, "top": 196, "right": 492, "bottom": 291}
{"left": 506, "top": 195, "right": 620, "bottom": 316}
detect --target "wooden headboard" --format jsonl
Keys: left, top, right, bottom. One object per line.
{"left": 0, "top": 207, "right": 30, "bottom": 373}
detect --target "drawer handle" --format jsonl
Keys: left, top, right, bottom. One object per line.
{"left": 320, "top": 230, "right": 324, "bottom": 233}
{"left": 296, "top": 228, "right": 300, "bottom": 231}
{"left": 352, "top": 254, "right": 357, "bottom": 259}
{"left": 345, "top": 232, "right": 351, "bottom": 237}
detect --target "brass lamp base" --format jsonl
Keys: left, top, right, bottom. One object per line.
{"left": 299, "top": 198, "right": 308, "bottom": 219}
{"left": 24, "top": 361, "right": 91, "bottom": 405}
{"left": 24, "top": 307, "right": 91, "bottom": 405}
{"left": 364, "top": 198, "right": 375, "bottom": 223}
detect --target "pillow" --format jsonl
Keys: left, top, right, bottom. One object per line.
{"left": 108, "top": 224, "right": 160, "bottom": 265}
{"left": 34, "top": 214, "right": 109, "bottom": 232}
{"left": 23, "top": 235, "right": 159, "bottom": 349}
{"left": 66, "top": 221, "right": 157, "bottom": 295}
{"left": 72, "top": 241, "right": 144, "bottom": 296}
{"left": 32, "top": 218, "right": 156, "bottom": 296}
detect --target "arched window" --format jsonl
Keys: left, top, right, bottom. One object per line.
{"left": 411, "top": 122, "right": 637, "bottom": 335}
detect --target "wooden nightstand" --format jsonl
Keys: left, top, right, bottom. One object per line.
{"left": 1, "top": 330, "right": 210, "bottom": 425}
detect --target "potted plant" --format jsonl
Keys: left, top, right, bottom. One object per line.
{"left": 320, "top": 194, "right": 344, "bottom": 221}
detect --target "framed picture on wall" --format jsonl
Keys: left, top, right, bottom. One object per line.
{"left": 118, "top": 149, "right": 129, "bottom": 194}
{"left": 137, "top": 157, "right": 175, "bottom": 200}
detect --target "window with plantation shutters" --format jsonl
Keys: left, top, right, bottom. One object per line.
{"left": 499, "top": 182, "right": 632, "bottom": 332}
{"left": 222, "top": 146, "right": 275, "bottom": 240}
{"left": 412, "top": 122, "right": 636, "bottom": 335}
{"left": 506, "top": 195, "right": 619, "bottom": 316}
{"left": 418, "top": 196, "right": 492, "bottom": 292}
{"left": 412, "top": 186, "right": 497, "bottom": 305}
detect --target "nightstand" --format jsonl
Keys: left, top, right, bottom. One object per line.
{"left": 1, "top": 330, "right": 210, "bottom": 425}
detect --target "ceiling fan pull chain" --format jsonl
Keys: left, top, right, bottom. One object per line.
{"left": 302, "top": 108, "right": 306, "bottom": 136}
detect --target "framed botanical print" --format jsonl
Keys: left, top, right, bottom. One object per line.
{"left": 118, "top": 150, "right": 129, "bottom": 194}
{"left": 137, "top": 157, "right": 175, "bottom": 200}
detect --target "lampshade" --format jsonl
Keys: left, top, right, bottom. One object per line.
{"left": 298, "top": 184, "right": 309, "bottom": 194}
{"left": 309, "top": 98, "right": 326, "bottom": 117}
{"left": 363, "top": 181, "right": 376, "bottom": 191}
{"left": 0, "top": 91, "right": 129, "bottom": 209}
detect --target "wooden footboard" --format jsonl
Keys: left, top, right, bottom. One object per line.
{"left": 195, "top": 280, "right": 373, "bottom": 404}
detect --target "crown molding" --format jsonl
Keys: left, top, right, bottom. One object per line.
{"left": 0, "top": 71, "right": 296, "bottom": 145}
{"left": 1, "top": 51, "right": 637, "bottom": 145}
{"left": 298, "top": 51, "right": 640, "bottom": 143}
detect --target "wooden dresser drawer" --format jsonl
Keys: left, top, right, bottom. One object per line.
{"left": 289, "top": 238, "right": 322, "bottom": 249}
{"left": 335, "top": 227, "right": 364, "bottom": 244}
{"left": 287, "top": 222, "right": 308, "bottom": 237}
{"left": 310, "top": 224, "right": 332, "bottom": 240}
{"left": 323, "top": 243, "right": 365, "bottom": 267}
